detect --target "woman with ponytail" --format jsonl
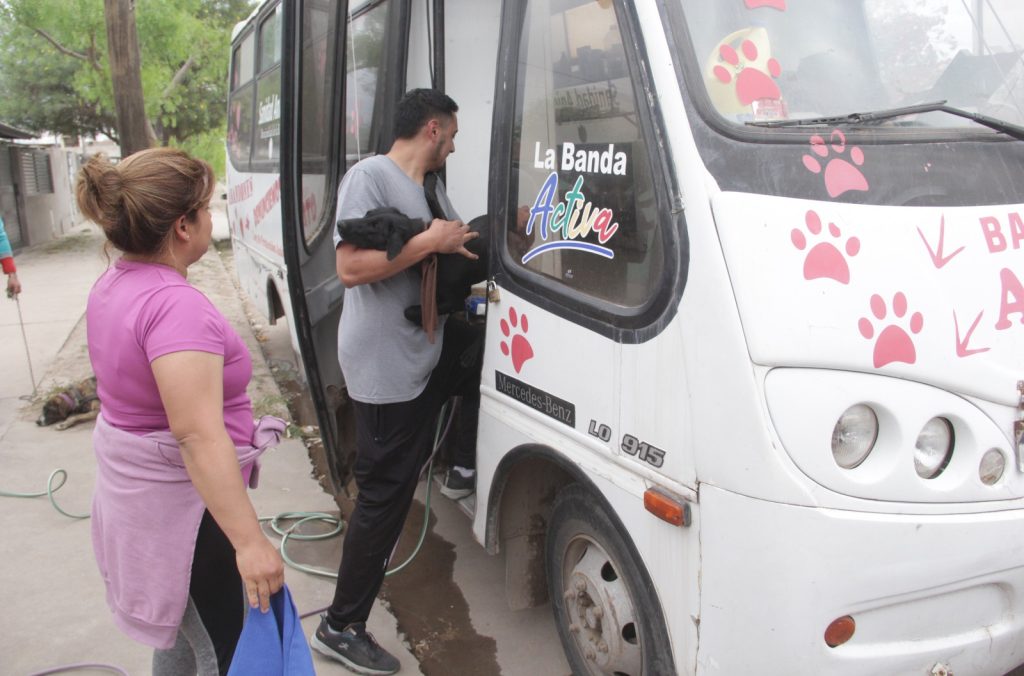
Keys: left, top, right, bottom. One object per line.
{"left": 77, "top": 148, "right": 286, "bottom": 675}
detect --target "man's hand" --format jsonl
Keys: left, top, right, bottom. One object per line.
{"left": 428, "top": 218, "right": 479, "bottom": 259}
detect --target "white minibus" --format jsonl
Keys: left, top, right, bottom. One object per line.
{"left": 227, "top": 1, "right": 1024, "bottom": 673}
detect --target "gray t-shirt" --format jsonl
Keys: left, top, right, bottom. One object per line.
{"left": 334, "top": 154, "right": 460, "bottom": 404}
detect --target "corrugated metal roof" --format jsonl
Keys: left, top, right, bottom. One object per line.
{"left": 0, "top": 122, "right": 34, "bottom": 140}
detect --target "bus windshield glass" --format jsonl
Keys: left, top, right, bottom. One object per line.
{"left": 677, "top": 0, "right": 1024, "bottom": 132}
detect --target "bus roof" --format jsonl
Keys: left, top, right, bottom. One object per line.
{"left": 231, "top": 1, "right": 264, "bottom": 43}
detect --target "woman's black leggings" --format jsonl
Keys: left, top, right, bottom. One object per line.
{"left": 190, "top": 509, "right": 245, "bottom": 674}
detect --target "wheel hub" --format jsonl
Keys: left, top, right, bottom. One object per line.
{"left": 561, "top": 539, "right": 642, "bottom": 675}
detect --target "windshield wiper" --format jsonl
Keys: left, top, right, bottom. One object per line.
{"left": 747, "top": 100, "right": 1024, "bottom": 141}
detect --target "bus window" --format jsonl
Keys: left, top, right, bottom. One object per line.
{"left": 253, "top": 6, "right": 282, "bottom": 164}
{"left": 294, "top": 1, "right": 385, "bottom": 246}
{"left": 259, "top": 4, "right": 282, "bottom": 73}
{"left": 345, "top": 2, "right": 389, "bottom": 169}
{"left": 231, "top": 31, "right": 255, "bottom": 90}
{"left": 228, "top": 31, "right": 256, "bottom": 169}
{"left": 299, "top": 0, "right": 339, "bottom": 244}
{"left": 509, "top": 0, "right": 664, "bottom": 309}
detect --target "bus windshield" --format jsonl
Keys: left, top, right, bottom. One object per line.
{"left": 678, "top": 0, "right": 1024, "bottom": 132}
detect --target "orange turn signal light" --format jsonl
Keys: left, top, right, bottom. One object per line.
{"left": 644, "top": 488, "right": 690, "bottom": 527}
{"left": 824, "top": 615, "right": 856, "bottom": 648}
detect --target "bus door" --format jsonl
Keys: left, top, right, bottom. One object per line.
{"left": 482, "top": 0, "right": 685, "bottom": 473}
{"left": 479, "top": 0, "right": 686, "bottom": 605}
{"left": 279, "top": 0, "right": 411, "bottom": 492}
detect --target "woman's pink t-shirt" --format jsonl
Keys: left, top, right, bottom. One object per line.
{"left": 86, "top": 259, "right": 255, "bottom": 445}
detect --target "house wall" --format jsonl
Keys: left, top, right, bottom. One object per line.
{"left": 14, "top": 145, "right": 81, "bottom": 245}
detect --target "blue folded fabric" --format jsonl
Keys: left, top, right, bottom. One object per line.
{"left": 227, "top": 584, "right": 316, "bottom": 676}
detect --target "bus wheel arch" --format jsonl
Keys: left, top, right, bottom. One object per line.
{"left": 486, "top": 446, "right": 575, "bottom": 610}
{"left": 486, "top": 447, "right": 675, "bottom": 674}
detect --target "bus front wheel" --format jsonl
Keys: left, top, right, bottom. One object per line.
{"left": 545, "top": 484, "right": 674, "bottom": 676}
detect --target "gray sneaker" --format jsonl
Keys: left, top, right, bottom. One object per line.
{"left": 311, "top": 617, "right": 400, "bottom": 675}
{"left": 440, "top": 469, "right": 474, "bottom": 500}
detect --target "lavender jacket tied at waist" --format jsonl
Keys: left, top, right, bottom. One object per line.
{"left": 90, "top": 412, "right": 287, "bottom": 649}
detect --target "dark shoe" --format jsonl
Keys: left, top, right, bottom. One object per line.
{"left": 440, "top": 469, "right": 475, "bottom": 500}
{"left": 311, "top": 617, "right": 400, "bottom": 675}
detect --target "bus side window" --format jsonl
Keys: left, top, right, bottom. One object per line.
{"left": 253, "top": 6, "right": 282, "bottom": 165}
{"left": 295, "top": 2, "right": 387, "bottom": 247}
{"left": 344, "top": 3, "right": 390, "bottom": 170}
{"left": 509, "top": 0, "right": 664, "bottom": 308}
{"left": 228, "top": 31, "right": 256, "bottom": 170}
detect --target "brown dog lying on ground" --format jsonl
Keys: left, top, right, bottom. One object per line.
{"left": 37, "top": 376, "right": 100, "bottom": 430}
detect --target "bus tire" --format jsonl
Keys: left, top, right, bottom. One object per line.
{"left": 545, "top": 484, "right": 675, "bottom": 676}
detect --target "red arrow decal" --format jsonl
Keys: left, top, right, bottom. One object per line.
{"left": 954, "top": 310, "right": 990, "bottom": 357}
{"left": 917, "top": 215, "right": 965, "bottom": 269}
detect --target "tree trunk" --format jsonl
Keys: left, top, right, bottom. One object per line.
{"left": 103, "top": 0, "right": 151, "bottom": 156}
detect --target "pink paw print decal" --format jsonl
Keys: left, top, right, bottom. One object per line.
{"left": 802, "top": 130, "right": 868, "bottom": 198}
{"left": 791, "top": 210, "right": 860, "bottom": 284}
{"left": 500, "top": 307, "right": 534, "bottom": 374}
{"left": 858, "top": 292, "right": 923, "bottom": 368}
{"left": 712, "top": 39, "right": 782, "bottom": 107}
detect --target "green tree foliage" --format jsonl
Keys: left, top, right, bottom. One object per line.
{"left": 0, "top": 0, "right": 255, "bottom": 153}
{"left": 173, "top": 123, "right": 227, "bottom": 178}
{"left": 0, "top": 0, "right": 115, "bottom": 138}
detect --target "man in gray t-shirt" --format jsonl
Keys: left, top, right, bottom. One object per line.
{"left": 312, "top": 89, "right": 482, "bottom": 676}
{"left": 332, "top": 153, "right": 461, "bottom": 404}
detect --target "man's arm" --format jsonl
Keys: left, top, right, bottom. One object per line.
{"left": 336, "top": 217, "right": 479, "bottom": 287}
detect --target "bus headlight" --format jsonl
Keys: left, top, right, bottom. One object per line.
{"left": 831, "top": 404, "right": 878, "bottom": 469}
{"left": 914, "top": 417, "right": 954, "bottom": 479}
{"left": 979, "top": 448, "right": 1006, "bottom": 486}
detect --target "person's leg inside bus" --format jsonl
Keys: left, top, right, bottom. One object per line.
{"left": 429, "top": 317, "right": 483, "bottom": 499}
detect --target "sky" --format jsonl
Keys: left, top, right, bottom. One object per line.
{"left": 937, "top": 0, "right": 1023, "bottom": 52}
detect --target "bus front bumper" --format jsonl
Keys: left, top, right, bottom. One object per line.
{"left": 696, "top": 484, "right": 1024, "bottom": 676}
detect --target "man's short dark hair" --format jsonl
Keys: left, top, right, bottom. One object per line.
{"left": 394, "top": 88, "right": 459, "bottom": 140}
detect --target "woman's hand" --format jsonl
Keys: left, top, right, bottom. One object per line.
{"left": 236, "top": 537, "right": 285, "bottom": 612}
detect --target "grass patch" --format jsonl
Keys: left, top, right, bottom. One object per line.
{"left": 40, "top": 232, "right": 99, "bottom": 255}
{"left": 251, "top": 391, "right": 294, "bottom": 418}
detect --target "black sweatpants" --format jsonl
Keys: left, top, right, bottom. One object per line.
{"left": 327, "top": 318, "right": 483, "bottom": 628}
